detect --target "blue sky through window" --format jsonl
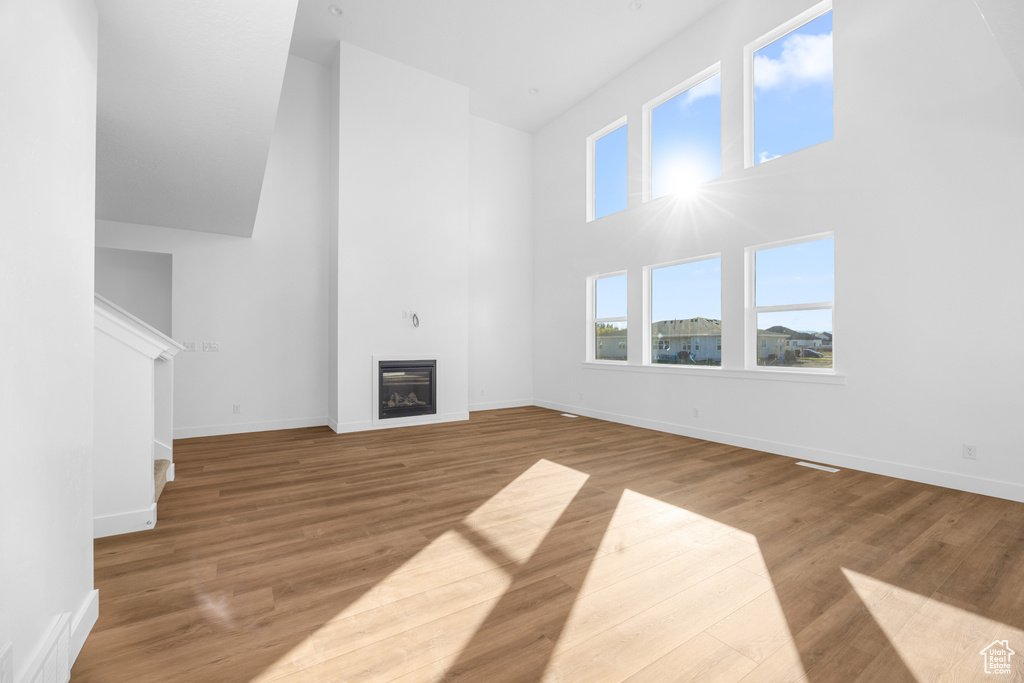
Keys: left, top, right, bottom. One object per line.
{"left": 594, "top": 125, "right": 628, "bottom": 219}
{"left": 651, "top": 72, "right": 721, "bottom": 199}
{"left": 755, "top": 237, "right": 834, "bottom": 307}
{"left": 754, "top": 11, "right": 833, "bottom": 164}
{"left": 651, "top": 258, "right": 721, "bottom": 323}
{"left": 596, "top": 274, "right": 627, "bottom": 319}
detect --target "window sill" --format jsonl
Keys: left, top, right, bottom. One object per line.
{"left": 580, "top": 361, "right": 846, "bottom": 385}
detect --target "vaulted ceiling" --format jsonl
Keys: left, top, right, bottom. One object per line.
{"left": 290, "top": 0, "right": 731, "bottom": 133}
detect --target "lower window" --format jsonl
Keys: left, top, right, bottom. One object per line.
{"left": 751, "top": 235, "right": 834, "bottom": 369}
{"left": 649, "top": 255, "right": 722, "bottom": 366}
{"left": 594, "top": 273, "right": 628, "bottom": 361}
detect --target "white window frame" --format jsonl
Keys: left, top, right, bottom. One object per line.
{"left": 642, "top": 62, "right": 721, "bottom": 204}
{"left": 588, "top": 271, "right": 629, "bottom": 363}
{"left": 643, "top": 252, "right": 722, "bottom": 367}
{"left": 745, "top": 232, "right": 835, "bottom": 372}
{"left": 743, "top": 0, "right": 833, "bottom": 169}
{"left": 586, "top": 116, "right": 628, "bottom": 222}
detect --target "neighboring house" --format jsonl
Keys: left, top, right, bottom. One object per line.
{"left": 642, "top": 318, "right": 790, "bottom": 364}
{"left": 651, "top": 317, "right": 723, "bottom": 363}
{"left": 596, "top": 330, "right": 629, "bottom": 360}
{"left": 786, "top": 338, "right": 823, "bottom": 349}
{"left": 756, "top": 330, "right": 789, "bottom": 362}
{"left": 787, "top": 330, "right": 833, "bottom": 349}
{"left": 766, "top": 325, "right": 830, "bottom": 353}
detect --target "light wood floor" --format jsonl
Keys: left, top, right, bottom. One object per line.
{"left": 73, "top": 407, "right": 1024, "bottom": 682}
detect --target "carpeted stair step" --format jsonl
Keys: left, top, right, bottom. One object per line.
{"left": 154, "top": 459, "right": 171, "bottom": 502}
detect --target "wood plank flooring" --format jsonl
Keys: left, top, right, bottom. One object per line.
{"left": 73, "top": 407, "right": 1024, "bottom": 682}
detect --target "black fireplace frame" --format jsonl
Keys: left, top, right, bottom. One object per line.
{"left": 378, "top": 359, "right": 437, "bottom": 420}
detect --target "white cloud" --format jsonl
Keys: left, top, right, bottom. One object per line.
{"left": 684, "top": 73, "right": 721, "bottom": 105}
{"left": 758, "top": 151, "right": 782, "bottom": 164}
{"left": 754, "top": 31, "right": 832, "bottom": 91}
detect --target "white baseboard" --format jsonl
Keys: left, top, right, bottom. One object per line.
{"left": 469, "top": 399, "right": 534, "bottom": 412}
{"left": 93, "top": 503, "right": 156, "bottom": 539}
{"left": 533, "top": 400, "right": 1024, "bottom": 504}
{"left": 330, "top": 419, "right": 371, "bottom": 434}
{"left": 70, "top": 590, "right": 99, "bottom": 666}
{"left": 173, "top": 416, "right": 329, "bottom": 440}
{"left": 331, "top": 411, "right": 469, "bottom": 434}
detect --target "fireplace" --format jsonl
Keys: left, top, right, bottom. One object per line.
{"left": 378, "top": 360, "right": 436, "bottom": 420}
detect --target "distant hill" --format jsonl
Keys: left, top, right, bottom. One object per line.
{"left": 766, "top": 325, "right": 826, "bottom": 341}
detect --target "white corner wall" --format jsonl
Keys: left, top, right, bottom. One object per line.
{"left": 0, "top": 0, "right": 100, "bottom": 676}
{"left": 532, "top": 0, "right": 1024, "bottom": 501}
{"left": 331, "top": 42, "right": 470, "bottom": 432}
{"left": 96, "top": 55, "right": 332, "bottom": 438}
{"left": 469, "top": 116, "right": 535, "bottom": 411}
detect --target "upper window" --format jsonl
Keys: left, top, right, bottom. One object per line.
{"left": 644, "top": 65, "right": 722, "bottom": 201}
{"left": 751, "top": 235, "right": 834, "bottom": 369}
{"left": 649, "top": 256, "right": 722, "bottom": 366}
{"left": 746, "top": 1, "right": 833, "bottom": 166}
{"left": 588, "top": 117, "right": 628, "bottom": 221}
{"left": 594, "top": 273, "right": 628, "bottom": 361}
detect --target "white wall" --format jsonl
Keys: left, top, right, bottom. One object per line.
{"left": 331, "top": 42, "right": 470, "bottom": 431}
{"left": 532, "top": 0, "right": 1024, "bottom": 501}
{"left": 95, "top": 247, "right": 173, "bottom": 336}
{"left": 469, "top": 116, "right": 535, "bottom": 411}
{"left": 97, "top": 55, "right": 332, "bottom": 438}
{"left": 0, "top": 0, "right": 100, "bottom": 675}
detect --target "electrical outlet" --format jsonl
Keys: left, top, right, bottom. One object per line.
{"left": 963, "top": 444, "right": 978, "bottom": 460}
{"left": 579, "top": 392, "right": 583, "bottom": 401}
{"left": 232, "top": 404, "right": 241, "bottom": 414}
{"left": 182, "top": 341, "right": 197, "bottom": 352}
{"left": 1, "top": 642, "right": 13, "bottom": 683}
{"left": 693, "top": 407, "right": 700, "bottom": 418}
{"left": 202, "top": 341, "right": 220, "bottom": 352}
